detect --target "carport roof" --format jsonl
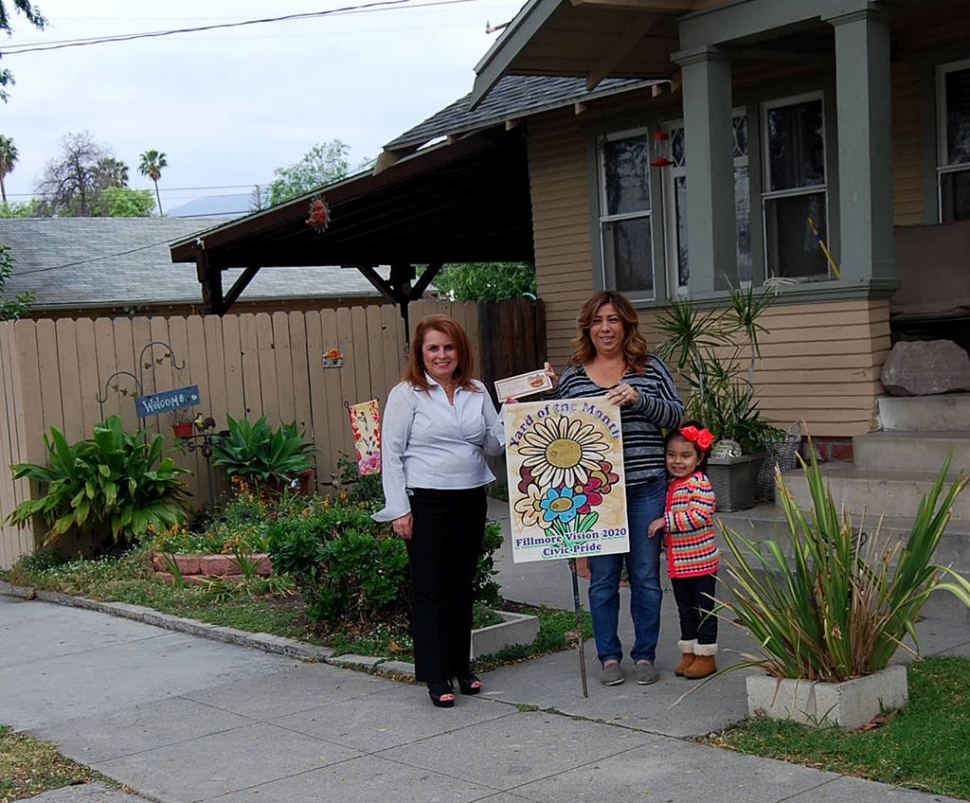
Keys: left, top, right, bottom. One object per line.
{"left": 170, "top": 128, "right": 533, "bottom": 314}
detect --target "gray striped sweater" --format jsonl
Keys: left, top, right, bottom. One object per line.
{"left": 551, "top": 358, "right": 684, "bottom": 485}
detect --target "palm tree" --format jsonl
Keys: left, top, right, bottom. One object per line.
{"left": 138, "top": 149, "right": 167, "bottom": 215}
{"left": 0, "top": 135, "right": 18, "bottom": 204}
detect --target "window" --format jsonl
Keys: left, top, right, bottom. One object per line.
{"left": 762, "top": 93, "right": 829, "bottom": 280}
{"left": 938, "top": 60, "right": 970, "bottom": 222}
{"left": 597, "top": 131, "right": 654, "bottom": 298}
{"left": 661, "top": 112, "right": 752, "bottom": 294}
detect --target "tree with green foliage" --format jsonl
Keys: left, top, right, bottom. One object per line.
{"left": 430, "top": 262, "right": 537, "bottom": 301}
{"left": 101, "top": 186, "right": 155, "bottom": 217}
{"left": 0, "top": 243, "right": 34, "bottom": 320}
{"left": 138, "top": 149, "right": 167, "bottom": 215}
{"left": 0, "top": 133, "right": 17, "bottom": 203}
{"left": 267, "top": 139, "right": 351, "bottom": 206}
{"left": 0, "top": 197, "right": 41, "bottom": 217}
{"left": 0, "top": 0, "right": 46, "bottom": 103}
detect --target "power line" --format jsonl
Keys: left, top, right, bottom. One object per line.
{"left": 3, "top": 184, "right": 270, "bottom": 199}
{"left": 11, "top": 235, "right": 220, "bottom": 278}
{"left": 0, "top": 0, "right": 484, "bottom": 55}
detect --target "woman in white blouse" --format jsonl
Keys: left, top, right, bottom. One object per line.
{"left": 374, "top": 314, "right": 504, "bottom": 708}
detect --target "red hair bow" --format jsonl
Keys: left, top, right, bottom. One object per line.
{"left": 680, "top": 425, "right": 714, "bottom": 450}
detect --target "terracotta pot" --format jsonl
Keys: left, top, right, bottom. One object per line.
{"left": 172, "top": 421, "right": 194, "bottom": 438}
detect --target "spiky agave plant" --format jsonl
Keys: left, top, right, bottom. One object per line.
{"left": 716, "top": 446, "right": 970, "bottom": 682}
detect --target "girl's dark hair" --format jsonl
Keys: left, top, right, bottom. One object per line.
{"left": 664, "top": 420, "right": 711, "bottom": 473}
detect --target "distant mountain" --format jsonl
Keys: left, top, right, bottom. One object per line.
{"left": 167, "top": 193, "right": 252, "bottom": 218}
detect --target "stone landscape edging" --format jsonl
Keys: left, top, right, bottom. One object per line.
{"left": 0, "top": 580, "right": 414, "bottom": 680}
{"left": 0, "top": 581, "right": 540, "bottom": 682}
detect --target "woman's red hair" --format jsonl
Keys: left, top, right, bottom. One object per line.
{"left": 404, "top": 314, "right": 478, "bottom": 392}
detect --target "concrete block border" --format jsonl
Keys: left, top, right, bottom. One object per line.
{"left": 746, "top": 665, "right": 909, "bottom": 730}
{"left": 0, "top": 581, "right": 538, "bottom": 682}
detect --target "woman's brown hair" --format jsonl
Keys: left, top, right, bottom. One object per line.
{"left": 569, "top": 290, "right": 650, "bottom": 373}
{"left": 403, "top": 314, "right": 479, "bottom": 392}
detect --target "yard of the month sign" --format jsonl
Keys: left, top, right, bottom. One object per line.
{"left": 504, "top": 396, "right": 628, "bottom": 564}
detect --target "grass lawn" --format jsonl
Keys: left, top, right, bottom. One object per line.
{"left": 0, "top": 725, "right": 116, "bottom": 802}
{"left": 704, "top": 656, "right": 970, "bottom": 800}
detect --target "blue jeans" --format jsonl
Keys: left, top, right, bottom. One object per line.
{"left": 587, "top": 477, "right": 665, "bottom": 665}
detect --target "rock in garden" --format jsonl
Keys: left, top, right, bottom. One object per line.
{"left": 881, "top": 339, "right": 970, "bottom": 395}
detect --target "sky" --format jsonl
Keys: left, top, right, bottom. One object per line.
{"left": 0, "top": 0, "right": 524, "bottom": 211}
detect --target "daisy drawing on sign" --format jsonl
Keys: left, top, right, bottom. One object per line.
{"left": 518, "top": 416, "right": 609, "bottom": 487}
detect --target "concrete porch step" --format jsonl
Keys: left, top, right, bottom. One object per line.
{"left": 777, "top": 463, "right": 970, "bottom": 522}
{"left": 877, "top": 393, "right": 970, "bottom": 432}
{"left": 853, "top": 431, "right": 970, "bottom": 474}
{"left": 715, "top": 503, "right": 970, "bottom": 574}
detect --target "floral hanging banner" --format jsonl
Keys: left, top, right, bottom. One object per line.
{"left": 505, "top": 397, "right": 628, "bottom": 564}
{"left": 348, "top": 399, "right": 382, "bottom": 475}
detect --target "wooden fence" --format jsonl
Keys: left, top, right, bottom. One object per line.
{"left": 0, "top": 298, "right": 544, "bottom": 568}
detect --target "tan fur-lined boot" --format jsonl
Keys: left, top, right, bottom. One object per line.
{"left": 683, "top": 643, "right": 717, "bottom": 679}
{"left": 674, "top": 640, "right": 696, "bottom": 676}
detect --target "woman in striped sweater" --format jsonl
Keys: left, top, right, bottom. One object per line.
{"left": 648, "top": 423, "right": 719, "bottom": 679}
{"left": 543, "top": 291, "right": 684, "bottom": 687}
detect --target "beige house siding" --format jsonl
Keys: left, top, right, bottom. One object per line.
{"left": 528, "top": 111, "right": 595, "bottom": 367}
{"left": 893, "top": 60, "right": 924, "bottom": 226}
{"left": 640, "top": 299, "right": 888, "bottom": 438}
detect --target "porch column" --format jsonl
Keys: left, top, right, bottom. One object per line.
{"left": 673, "top": 46, "right": 735, "bottom": 294}
{"left": 826, "top": 3, "right": 895, "bottom": 282}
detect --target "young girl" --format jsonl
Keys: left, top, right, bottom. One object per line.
{"left": 648, "top": 422, "right": 718, "bottom": 680}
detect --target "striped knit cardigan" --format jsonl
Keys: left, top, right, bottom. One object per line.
{"left": 663, "top": 471, "right": 718, "bottom": 578}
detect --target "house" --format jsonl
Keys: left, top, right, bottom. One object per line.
{"left": 168, "top": 0, "right": 970, "bottom": 533}
{"left": 1, "top": 217, "right": 391, "bottom": 318}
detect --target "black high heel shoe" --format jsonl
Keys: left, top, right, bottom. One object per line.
{"left": 428, "top": 681, "right": 455, "bottom": 708}
{"left": 456, "top": 674, "right": 482, "bottom": 695}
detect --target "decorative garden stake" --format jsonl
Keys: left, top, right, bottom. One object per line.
{"left": 306, "top": 196, "right": 330, "bottom": 233}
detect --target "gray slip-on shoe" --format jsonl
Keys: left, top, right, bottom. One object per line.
{"left": 635, "top": 660, "right": 660, "bottom": 685}
{"left": 600, "top": 661, "right": 624, "bottom": 686}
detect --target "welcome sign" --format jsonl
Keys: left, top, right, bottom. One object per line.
{"left": 505, "top": 397, "right": 628, "bottom": 564}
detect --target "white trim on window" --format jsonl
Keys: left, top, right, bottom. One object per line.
{"left": 596, "top": 128, "right": 655, "bottom": 300}
{"left": 936, "top": 58, "right": 970, "bottom": 222}
{"left": 760, "top": 91, "right": 830, "bottom": 281}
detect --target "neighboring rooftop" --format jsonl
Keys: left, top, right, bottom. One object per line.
{"left": 0, "top": 217, "right": 385, "bottom": 312}
{"left": 384, "top": 74, "right": 657, "bottom": 152}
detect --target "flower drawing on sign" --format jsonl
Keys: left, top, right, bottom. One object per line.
{"left": 512, "top": 414, "right": 616, "bottom": 538}
{"left": 514, "top": 483, "right": 553, "bottom": 529}
{"left": 540, "top": 487, "right": 587, "bottom": 525}
{"left": 519, "top": 416, "right": 609, "bottom": 488}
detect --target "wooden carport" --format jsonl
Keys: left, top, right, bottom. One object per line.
{"left": 169, "top": 128, "right": 534, "bottom": 338}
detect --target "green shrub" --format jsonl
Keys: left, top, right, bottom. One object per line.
{"left": 211, "top": 415, "right": 315, "bottom": 485}
{"left": 6, "top": 414, "right": 190, "bottom": 546}
{"left": 335, "top": 453, "right": 384, "bottom": 508}
{"left": 718, "top": 448, "right": 970, "bottom": 681}
{"left": 265, "top": 496, "right": 505, "bottom": 628}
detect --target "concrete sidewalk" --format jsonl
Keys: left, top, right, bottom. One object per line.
{"left": 0, "top": 499, "right": 966, "bottom": 803}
